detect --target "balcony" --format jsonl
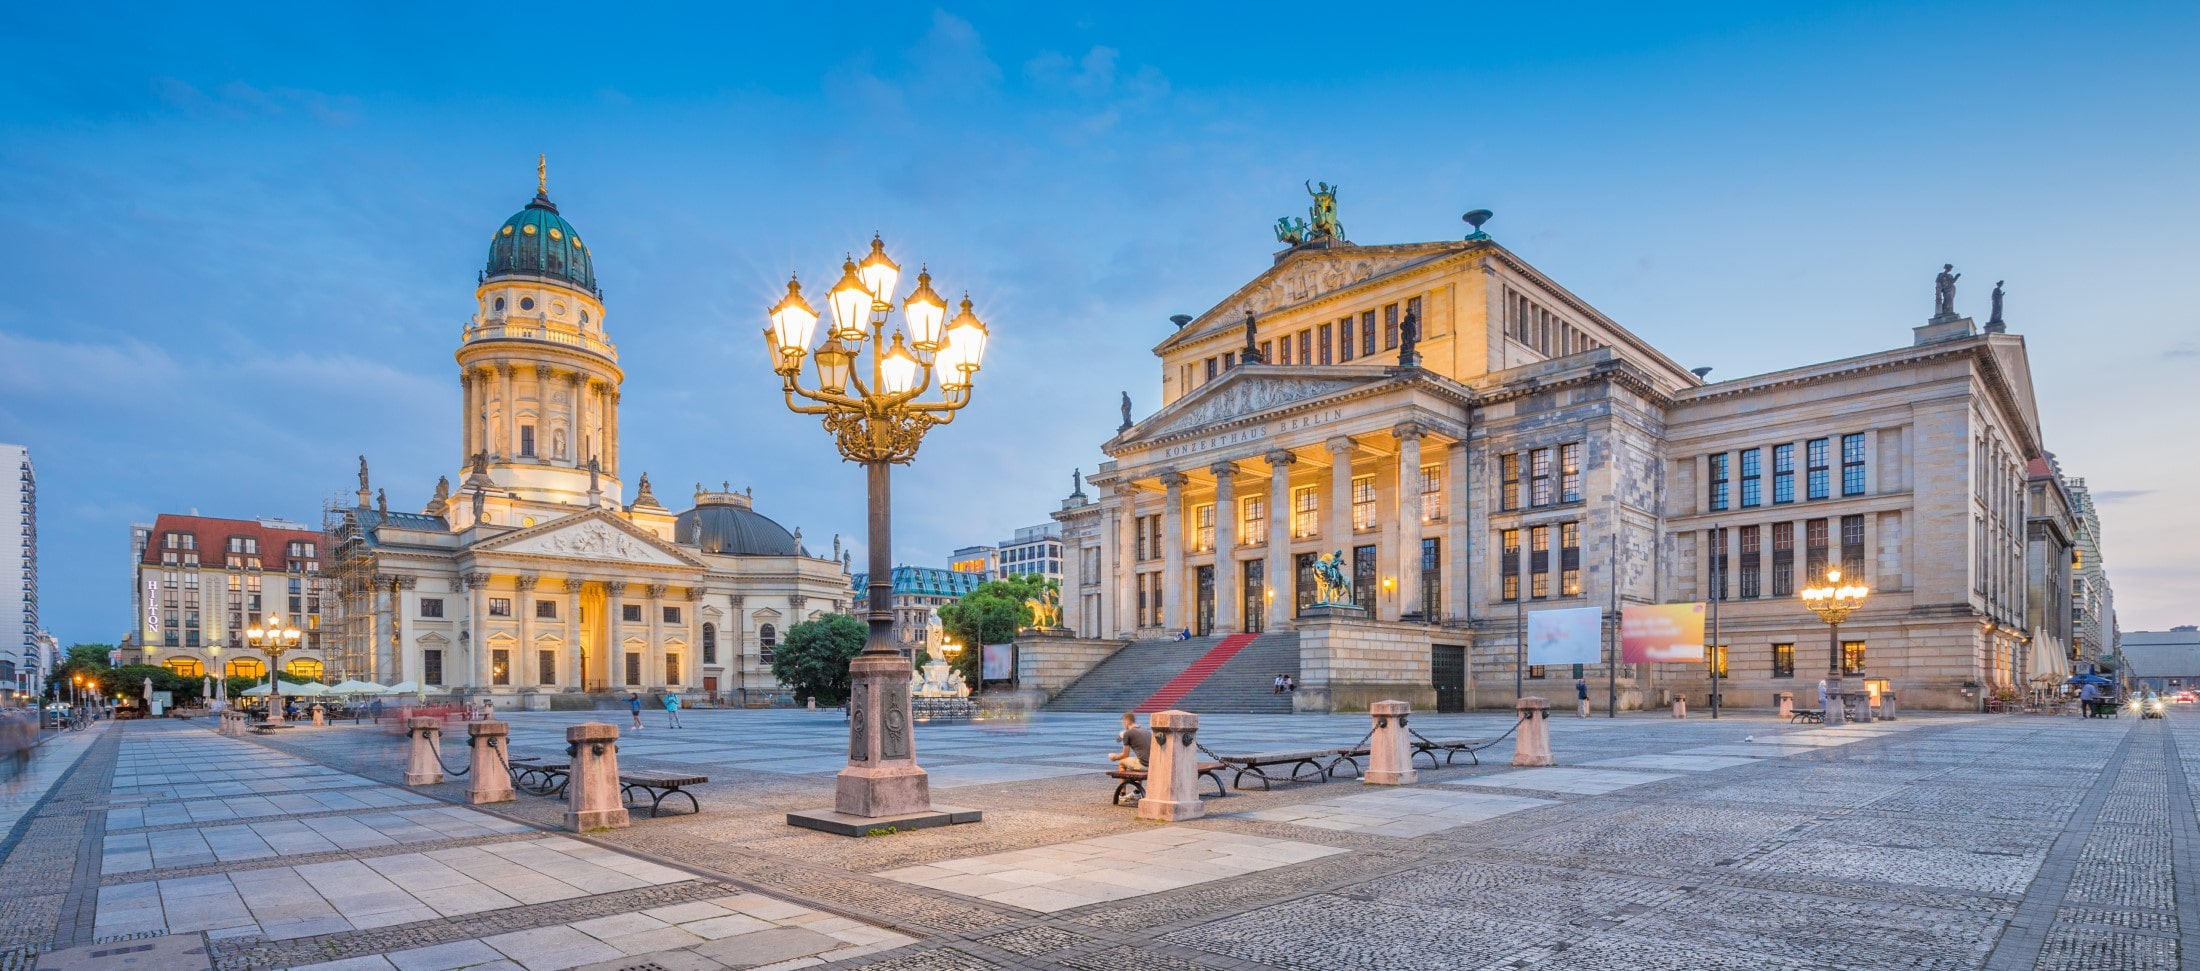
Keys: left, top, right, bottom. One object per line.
{"left": 464, "top": 319, "right": 618, "bottom": 361}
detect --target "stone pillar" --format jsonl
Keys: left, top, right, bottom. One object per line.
{"left": 1884, "top": 691, "right": 1899, "bottom": 720}
{"left": 1114, "top": 485, "right": 1139, "bottom": 636}
{"left": 1447, "top": 441, "right": 1470, "bottom": 626}
{"left": 459, "top": 370, "right": 475, "bottom": 465}
{"left": 1265, "top": 450, "right": 1296, "bottom": 629}
{"left": 1394, "top": 423, "right": 1425, "bottom": 621}
{"left": 1137, "top": 710, "right": 1205, "bottom": 821}
{"left": 563, "top": 722, "right": 630, "bottom": 831}
{"left": 606, "top": 390, "right": 621, "bottom": 476}
{"left": 467, "top": 720, "right": 515, "bottom": 804}
{"left": 404, "top": 716, "right": 444, "bottom": 786}
{"left": 1363, "top": 700, "right": 1417, "bottom": 785}
{"left": 512, "top": 575, "right": 538, "bottom": 693}
{"left": 645, "top": 585, "right": 667, "bottom": 689}
{"left": 466, "top": 573, "right": 493, "bottom": 689}
{"left": 835, "top": 653, "right": 931, "bottom": 818}
{"left": 605, "top": 582, "right": 627, "bottom": 688}
{"left": 499, "top": 364, "right": 518, "bottom": 462}
{"left": 390, "top": 576, "right": 415, "bottom": 685}
{"left": 1326, "top": 436, "right": 1356, "bottom": 573}
{"left": 1672, "top": 696, "right": 1687, "bottom": 718}
{"left": 1211, "top": 462, "right": 1239, "bottom": 633}
{"left": 682, "top": 588, "right": 703, "bottom": 689}
{"left": 1776, "top": 690, "right": 1794, "bottom": 719}
{"left": 310, "top": 704, "right": 325, "bottom": 727}
{"left": 1159, "top": 473, "right": 1185, "bottom": 634}
{"left": 565, "top": 579, "right": 583, "bottom": 691}
{"left": 568, "top": 373, "right": 585, "bottom": 469}
{"left": 1512, "top": 696, "right": 1553, "bottom": 767}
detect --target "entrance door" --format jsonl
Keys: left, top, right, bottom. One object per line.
{"left": 1242, "top": 559, "right": 1265, "bottom": 634}
{"left": 703, "top": 676, "right": 718, "bottom": 697}
{"left": 1432, "top": 645, "right": 1466, "bottom": 713}
{"left": 1195, "top": 566, "right": 1215, "bottom": 637}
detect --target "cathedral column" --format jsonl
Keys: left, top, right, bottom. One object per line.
{"left": 465, "top": 572, "right": 491, "bottom": 689}
{"left": 1327, "top": 435, "right": 1357, "bottom": 561}
{"left": 459, "top": 371, "right": 476, "bottom": 466}
{"left": 1114, "top": 483, "right": 1139, "bottom": 636}
{"left": 367, "top": 574, "right": 388, "bottom": 684}
{"left": 1265, "top": 450, "right": 1295, "bottom": 629}
{"left": 646, "top": 584, "right": 667, "bottom": 689}
{"left": 1159, "top": 473, "right": 1186, "bottom": 633}
{"left": 729, "top": 595, "right": 747, "bottom": 691}
{"left": 606, "top": 391, "right": 621, "bottom": 476}
{"left": 605, "top": 582, "right": 627, "bottom": 687}
{"left": 532, "top": 366, "right": 553, "bottom": 460}
{"left": 513, "top": 575, "right": 538, "bottom": 690}
{"left": 564, "top": 578, "right": 583, "bottom": 692}
{"left": 682, "top": 588, "right": 703, "bottom": 690}
{"left": 390, "top": 576, "right": 414, "bottom": 682}
{"left": 1447, "top": 440, "right": 1471, "bottom": 625}
{"left": 498, "top": 364, "right": 519, "bottom": 462}
{"left": 566, "top": 372, "right": 584, "bottom": 468}
{"left": 1394, "top": 422, "right": 1426, "bottom": 621}
{"left": 1211, "top": 462, "right": 1239, "bottom": 633}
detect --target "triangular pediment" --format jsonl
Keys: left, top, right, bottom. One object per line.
{"left": 1156, "top": 242, "right": 1465, "bottom": 354}
{"left": 472, "top": 509, "right": 703, "bottom": 568}
{"left": 1115, "top": 368, "right": 1389, "bottom": 449}
{"left": 1984, "top": 336, "right": 2043, "bottom": 455}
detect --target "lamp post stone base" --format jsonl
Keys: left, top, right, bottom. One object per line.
{"left": 790, "top": 652, "right": 985, "bottom": 836}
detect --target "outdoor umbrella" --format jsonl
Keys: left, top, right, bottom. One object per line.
{"left": 329, "top": 680, "right": 387, "bottom": 696}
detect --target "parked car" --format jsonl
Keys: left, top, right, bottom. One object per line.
{"left": 2175, "top": 691, "right": 2197, "bottom": 704}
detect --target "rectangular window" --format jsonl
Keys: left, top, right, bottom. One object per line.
{"left": 626, "top": 652, "right": 642, "bottom": 686}
{"left": 663, "top": 605, "right": 682, "bottom": 624}
{"left": 1194, "top": 503, "right": 1215, "bottom": 552}
{"left": 1560, "top": 522, "right": 1582, "bottom": 596}
{"left": 1773, "top": 443, "right": 1795, "bottom": 504}
{"left": 1739, "top": 525, "right": 1762, "bottom": 599}
{"left": 1499, "top": 453, "right": 1521, "bottom": 512}
{"left": 1149, "top": 571, "right": 1164, "bottom": 626}
{"left": 1295, "top": 552, "right": 1318, "bottom": 614}
{"left": 492, "top": 649, "right": 510, "bottom": 685}
{"left": 536, "top": 599, "right": 558, "bottom": 620}
{"left": 539, "top": 649, "right": 556, "bottom": 685}
{"left": 519, "top": 425, "right": 536, "bottom": 458}
{"left": 1841, "top": 513, "right": 1866, "bottom": 579}
{"left": 1338, "top": 317, "right": 1354, "bottom": 362}
{"left": 1807, "top": 438, "right": 1830, "bottom": 500}
{"left": 1361, "top": 310, "right": 1376, "bottom": 357}
{"left": 1276, "top": 337, "right": 1289, "bottom": 365}
{"left": 1842, "top": 641, "right": 1866, "bottom": 676}
{"left": 666, "top": 654, "right": 681, "bottom": 685}
{"left": 1420, "top": 464, "right": 1443, "bottom": 522}
{"left": 1528, "top": 665, "right": 1547, "bottom": 679}
{"left": 424, "top": 650, "right": 444, "bottom": 686}
{"left": 1530, "top": 448, "right": 1554, "bottom": 506}
{"left": 1708, "top": 452, "right": 1730, "bottom": 512}
{"left": 488, "top": 598, "right": 512, "bottom": 617}
{"left": 1772, "top": 521, "right": 1795, "bottom": 596}
{"left": 622, "top": 603, "right": 643, "bottom": 623}
{"left": 1707, "top": 527, "right": 1729, "bottom": 601}
{"left": 1292, "top": 487, "right": 1319, "bottom": 538}
{"left": 1841, "top": 433, "right": 1867, "bottom": 496}
{"left": 1499, "top": 529, "right": 1521, "bottom": 601}
{"left": 1136, "top": 573, "right": 1148, "bottom": 626}
{"left": 1706, "top": 645, "right": 1728, "bottom": 678}
{"left": 420, "top": 598, "right": 445, "bottom": 618}
{"left": 1353, "top": 544, "right": 1377, "bottom": 613}
{"left": 1559, "top": 443, "right": 1582, "bottom": 503}
{"left": 1135, "top": 515, "right": 1149, "bottom": 561}
{"left": 1421, "top": 537, "right": 1441, "bottom": 619}
{"left": 1740, "top": 448, "right": 1762, "bottom": 508}
{"left": 1222, "top": 351, "right": 1235, "bottom": 370}
{"left": 1260, "top": 340, "right": 1272, "bottom": 362}
{"left": 1772, "top": 643, "right": 1795, "bottom": 678}
{"left": 1383, "top": 303, "right": 1399, "bottom": 350}
{"left": 1298, "top": 330, "right": 1311, "bottom": 365}
{"left": 1805, "top": 518, "right": 1830, "bottom": 583}
{"left": 1318, "top": 324, "right": 1332, "bottom": 364}
{"left": 1242, "top": 494, "right": 1266, "bottom": 541}
{"left": 1205, "top": 357, "right": 1218, "bottom": 382}
{"left": 1529, "top": 525, "right": 1551, "bottom": 599}
{"left": 1351, "top": 475, "right": 1377, "bottom": 530}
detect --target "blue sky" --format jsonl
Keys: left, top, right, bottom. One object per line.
{"left": 2, "top": 2, "right": 2194, "bottom": 645}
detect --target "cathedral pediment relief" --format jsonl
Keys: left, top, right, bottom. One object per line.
{"left": 475, "top": 510, "right": 702, "bottom": 568}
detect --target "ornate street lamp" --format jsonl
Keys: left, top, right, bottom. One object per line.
{"left": 764, "top": 235, "right": 987, "bottom": 827}
{"left": 1799, "top": 566, "right": 1869, "bottom": 727}
{"left": 246, "top": 615, "right": 303, "bottom": 724}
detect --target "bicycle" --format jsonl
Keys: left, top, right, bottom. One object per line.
{"left": 67, "top": 713, "right": 88, "bottom": 732}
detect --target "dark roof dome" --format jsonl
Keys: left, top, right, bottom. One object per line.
{"left": 485, "top": 159, "right": 597, "bottom": 294}
{"left": 676, "top": 496, "right": 799, "bottom": 556}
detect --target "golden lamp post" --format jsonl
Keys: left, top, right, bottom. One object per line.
{"left": 246, "top": 615, "right": 303, "bottom": 724}
{"left": 764, "top": 236, "right": 988, "bottom": 832}
{"left": 1799, "top": 566, "right": 1869, "bottom": 727}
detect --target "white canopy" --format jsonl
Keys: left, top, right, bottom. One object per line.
{"left": 385, "top": 681, "right": 421, "bottom": 694}
{"left": 240, "top": 681, "right": 328, "bottom": 697}
{"left": 2028, "top": 636, "right": 2072, "bottom": 682}
{"left": 328, "top": 680, "right": 389, "bottom": 695}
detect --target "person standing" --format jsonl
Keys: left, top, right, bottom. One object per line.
{"left": 2079, "top": 681, "right": 2098, "bottom": 718}
{"left": 1575, "top": 678, "right": 1591, "bottom": 718}
{"left": 628, "top": 693, "right": 644, "bottom": 730}
{"left": 664, "top": 692, "right": 683, "bottom": 729}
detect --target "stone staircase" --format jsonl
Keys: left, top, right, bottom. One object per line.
{"left": 1045, "top": 632, "right": 1301, "bottom": 715}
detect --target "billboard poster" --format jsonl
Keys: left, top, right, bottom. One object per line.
{"left": 1620, "top": 603, "right": 1708, "bottom": 663}
{"left": 1526, "top": 606, "right": 1604, "bottom": 666}
{"left": 981, "top": 643, "right": 1015, "bottom": 682}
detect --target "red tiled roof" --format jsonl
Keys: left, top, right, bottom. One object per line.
{"left": 142, "top": 513, "right": 322, "bottom": 569}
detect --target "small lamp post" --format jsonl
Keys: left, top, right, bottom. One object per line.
{"left": 247, "top": 615, "right": 303, "bottom": 724}
{"left": 1799, "top": 567, "right": 1869, "bottom": 727}
{"left": 763, "top": 236, "right": 987, "bottom": 824}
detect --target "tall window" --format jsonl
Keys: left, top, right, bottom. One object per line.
{"left": 666, "top": 654, "right": 681, "bottom": 685}
{"left": 1420, "top": 465, "right": 1443, "bottom": 522}
{"left": 626, "top": 652, "right": 642, "bottom": 686}
{"left": 1361, "top": 310, "right": 1376, "bottom": 357}
{"left": 1194, "top": 503, "right": 1215, "bottom": 552}
{"left": 1841, "top": 433, "right": 1867, "bottom": 496}
{"left": 1276, "top": 336, "right": 1290, "bottom": 365}
{"left": 1805, "top": 518, "right": 1830, "bottom": 581}
{"left": 1338, "top": 317, "right": 1354, "bottom": 361}
{"left": 424, "top": 650, "right": 444, "bottom": 686}
{"left": 1806, "top": 438, "right": 1830, "bottom": 500}
{"left": 492, "top": 649, "right": 511, "bottom": 685}
{"left": 759, "top": 623, "right": 776, "bottom": 662}
{"left": 1298, "top": 330, "right": 1310, "bottom": 365}
{"left": 519, "top": 425, "right": 536, "bottom": 458}
{"left": 1292, "top": 487, "right": 1319, "bottom": 538}
{"left": 1772, "top": 643, "right": 1795, "bottom": 678}
{"left": 1242, "top": 494, "right": 1267, "bottom": 539}
{"left": 1559, "top": 443, "right": 1583, "bottom": 503}
{"left": 1529, "top": 525, "right": 1551, "bottom": 599}
{"left": 1383, "top": 303, "right": 1400, "bottom": 350}
{"left": 538, "top": 649, "right": 556, "bottom": 685}
{"left": 1708, "top": 452, "right": 1730, "bottom": 512}
{"left": 1841, "top": 513, "right": 1866, "bottom": 578}
{"left": 1739, "top": 525, "right": 1762, "bottom": 599}
{"left": 1773, "top": 443, "right": 1796, "bottom": 504}
{"left": 1499, "top": 453, "right": 1521, "bottom": 511}
{"left": 1772, "top": 522, "right": 1795, "bottom": 596}
{"left": 1353, "top": 545, "right": 1377, "bottom": 613}
{"left": 1351, "top": 476, "right": 1377, "bottom": 530}
{"left": 1318, "top": 323, "right": 1333, "bottom": 364}
{"left": 1421, "top": 538, "right": 1441, "bottom": 618}
{"left": 701, "top": 623, "right": 717, "bottom": 664}
{"left": 1530, "top": 448, "right": 1554, "bottom": 506}
{"left": 1499, "top": 529, "right": 1521, "bottom": 601}
{"left": 1740, "top": 448, "right": 1762, "bottom": 508}
{"left": 1707, "top": 527, "right": 1729, "bottom": 601}
{"left": 1841, "top": 641, "right": 1866, "bottom": 676}
{"left": 1296, "top": 552, "right": 1318, "bottom": 614}
{"left": 1560, "top": 522, "right": 1582, "bottom": 596}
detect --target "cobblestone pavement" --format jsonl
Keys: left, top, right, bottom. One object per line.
{"left": 7, "top": 706, "right": 2196, "bottom": 969}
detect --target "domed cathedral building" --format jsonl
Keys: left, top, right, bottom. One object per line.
{"left": 324, "top": 162, "right": 850, "bottom": 706}
{"left": 1054, "top": 185, "right": 2055, "bottom": 714}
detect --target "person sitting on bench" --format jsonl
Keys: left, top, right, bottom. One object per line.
{"left": 1108, "top": 712, "right": 1151, "bottom": 772}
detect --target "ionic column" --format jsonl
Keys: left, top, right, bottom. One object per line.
{"left": 1394, "top": 422, "right": 1426, "bottom": 621}
{"left": 1211, "top": 462, "right": 1239, "bottom": 633}
{"left": 565, "top": 578, "right": 583, "bottom": 691}
{"left": 1160, "top": 472, "right": 1186, "bottom": 633}
{"left": 567, "top": 372, "right": 584, "bottom": 468}
{"left": 1447, "top": 440, "right": 1471, "bottom": 625}
{"left": 606, "top": 390, "right": 621, "bottom": 476}
{"left": 513, "top": 575, "right": 538, "bottom": 690}
{"left": 1265, "top": 450, "right": 1295, "bottom": 628}
{"left": 729, "top": 595, "right": 747, "bottom": 687}
{"left": 605, "top": 582, "right": 627, "bottom": 686}
{"left": 367, "top": 574, "right": 388, "bottom": 684}
{"left": 459, "top": 371, "right": 476, "bottom": 466}
{"left": 646, "top": 584, "right": 667, "bottom": 688}
{"left": 1326, "top": 435, "right": 1357, "bottom": 563}
{"left": 391, "top": 575, "right": 415, "bottom": 683}
{"left": 498, "top": 364, "right": 519, "bottom": 462}
{"left": 1114, "top": 483, "right": 1140, "bottom": 635}
{"left": 532, "top": 365, "right": 554, "bottom": 461}
{"left": 465, "top": 572, "right": 492, "bottom": 688}
{"left": 683, "top": 588, "right": 703, "bottom": 689}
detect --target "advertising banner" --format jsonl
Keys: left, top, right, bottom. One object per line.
{"left": 981, "top": 643, "right": 1015, "bottom": 682}
{"left": 1526, "top": 606, "right": 1604, "bottom": 666}
{"left": 1620, "top": 603, "right": 1708, "bottom": 663}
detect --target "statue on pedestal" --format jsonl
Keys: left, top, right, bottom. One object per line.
{"left": 1398, "top": 309, "right": 1421, "bottom": 366}
{"left": 1934, "top": 263, "right": 1961, "bottom": 318}
{"left": 1312, "top": 550, "right": 1354, "bottom": 606}
{"left": 1305, "top": 181, "right": 1345, "bottom": 242}
{"left": 1119, "top": 392, "right": 1133, "bottom": 432}
{"left": 1990, "top": 280, "right": 2006, "bottom": 326}
{"left": 1240, "top": 310, "right": 1263, "bottom": 364}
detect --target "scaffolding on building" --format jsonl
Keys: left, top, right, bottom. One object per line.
{"left": 322, "top": 492, "right": 377, "bottom": 684}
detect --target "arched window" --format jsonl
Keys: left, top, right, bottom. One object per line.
{"left": 165, "top": 658, "right": 206, "bottom": 678}
{"left": 701, "top": 623, "right": 717, "bottom": 665}
{"left": 758, "top": 624, "right": 776, "bottom": 663}
{"left": 225, "top": 659, "right": 265, "bottom": 679}
{"left": 286, "top": 658, "right": 323, "bottom": 680}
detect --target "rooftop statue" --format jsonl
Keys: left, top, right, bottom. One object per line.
{"left": 1119, "top": 391, "right": 1133, "bottom": 432}
{"left": 1935, "top": 263, "right": 1961, "bottom": 318}
{"left": 1305, "top": 181, "right": 1344, "bottom": 242}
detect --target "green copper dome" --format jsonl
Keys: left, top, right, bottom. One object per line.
{"left": 485, "top": 191, "right": 597, "bottom": 294}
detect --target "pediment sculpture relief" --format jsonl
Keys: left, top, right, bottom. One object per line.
{"left": 508, "top": 521, "right": 679, "bottom": 564}
{"left": 1152, "top": 378, "right": 1356, "bottom": 437}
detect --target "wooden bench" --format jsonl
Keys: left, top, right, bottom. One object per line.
{"left": 620, "top": 770, "right": 709, "bottom": 817}
{"left": 1788, "top": 708, "right": 1825, "bottom": 723}
{"left": 1211, "top": 750, "right": 1335, "bottom": 790}
{"left": 1107, "top": 763, "right": 1228, "bottom": 805}
{"left": 1411, "top": 737, "right": 1489, "bottom": 768}
{"left": 249, "top": 723, "right": 297, "bottom": 736}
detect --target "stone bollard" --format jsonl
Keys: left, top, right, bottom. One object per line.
{"left": 467, "top": 721, "right": 515, "bottom": 805}
{"left": 219, "top": 710, "right": 238, "bottom": 736}
{"left": 1883, "top": 692, "right": 1899, "bottom": 721}
{"left": 404, "top": 717, "right": 444, "bottom": 786}
{"left": 1362, "top": 700, "right": 1417, "bottom": 785}
{"left": 564, "top": 722, "right": 630, "bottom": 832}
{"left": 1137, "top": 710, "right": 1204, "bottom": 821}
{"left": 310, "top": 705, "right": 325, "bottom": 727}
{"left": 1513, "top": 696, "right": 1554, "bottom": 767}
{"left": 1672, "top": 696, "right": 1687, "bottom": 719}
{"left": 1776, "top": 691, "right": 1794, "bottom": 720}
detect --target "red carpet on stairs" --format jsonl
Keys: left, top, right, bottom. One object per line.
{"left": 1134, "top": 633, "right": 1262, "bottom": 713}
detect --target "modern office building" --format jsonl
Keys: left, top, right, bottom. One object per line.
{"left": 1, "top": 444, "right": 34, "bottom": 694}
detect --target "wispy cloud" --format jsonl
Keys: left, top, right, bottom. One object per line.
{"left": 2093, "top": 490, "right": 2153, "bottom": 504}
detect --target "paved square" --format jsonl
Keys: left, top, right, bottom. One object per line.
{"left": 1443, "top": 766, "right": 1678, "bottom": 794}
{"left": 1241, "top": 786, "right": 1558, "bottom": 836}
{"left": 878, "top": 826, "right": 1346, "bottom": 912}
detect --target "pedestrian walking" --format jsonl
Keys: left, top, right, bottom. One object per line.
{"left": 628, "top": 694, "right": 644, "bottom": 730}
{"left": 1575, "top": 678, "right": 1590, "bottom": 718}
{"left": 664, "top": 692, "right": 683, "bottom": 728}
